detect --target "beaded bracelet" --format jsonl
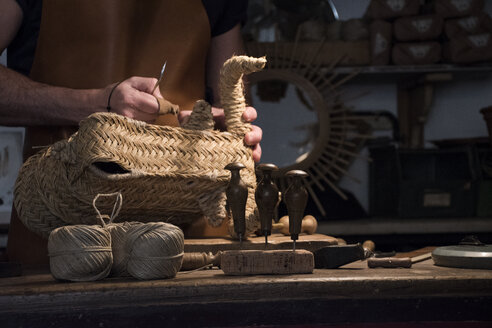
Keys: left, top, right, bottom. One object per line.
{"left": 106, "top": 81, "right": 123, "bottom": 112}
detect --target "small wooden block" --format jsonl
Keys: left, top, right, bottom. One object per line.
{"left": 221, "top": 249, "right": 314, "bottom": 275}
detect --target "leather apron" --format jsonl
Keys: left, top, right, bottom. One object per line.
{"left": 7, "top": 0, "right": 211, "bottom": 267}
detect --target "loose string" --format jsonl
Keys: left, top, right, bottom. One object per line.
{"left": 129, "top": 252, "right": 184, "bottom": 260}
{"left": 92, "top": 192, "right": 123, "bottom": 226}
{"left": 178, "top": 263, "right": 214, "bottom": 274}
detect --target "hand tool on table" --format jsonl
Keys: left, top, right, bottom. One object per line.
{"left": 151, "top": 60, "right": 167, "bottom": 94}
{"left": 181, "top": 252, "right": 222, "bottom": 271}
{"left": 362, "top": 240, "right": 396, "bottom": 258}
{"left": 283, "top": 170, "right": 309, "bottom": 252}
{"left": 367, "top": 252, "right": 432, "bottom": 268}
{"left": 255, "top": 163, "right": 279, "bottom": 248}
{"left": 314, "top": 243, "right": 366, "bottom": 269}
{"left": 314, "top": 240, "right": 400, "bottom": 269}
{"left": 225, "top": 162, "right": 248, "bottom": 247}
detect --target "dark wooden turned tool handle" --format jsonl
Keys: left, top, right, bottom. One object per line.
{"left": 225, "top": 162, "right": 248, "bottom": 239}
{"left": 367, "top": 257, "right": 412, "bottom": 268}
{"left": 284, "top": 170, "right": 308, "bottom": 241}
{"left": 154, "top": 97, "right": 180, "bottom": 126}
{"left": 255, "top": 163, "right": 279, "bottom": 236}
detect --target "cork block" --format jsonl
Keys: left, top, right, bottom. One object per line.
{"left": 221, "top": 249, "right": 314, "bottom": 275}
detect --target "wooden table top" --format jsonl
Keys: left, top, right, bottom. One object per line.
{"left": 1, "top": 255, "right": 492, "bottom": 327}
{"left": 1, "top": 258, "right": 492, "bottom": 296}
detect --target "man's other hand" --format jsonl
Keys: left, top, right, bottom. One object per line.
{"left": 179, "top": 106, "right": 262, "bottom": 162}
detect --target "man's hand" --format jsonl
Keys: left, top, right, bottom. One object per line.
{"left": 179, "top": 106, "right": 262, "bottom": 162}
{"left": 106, "top": 76, "right": 162, "bottom": 123}
{"left": 241, "top": 106, "right": 262, "bottom": 163}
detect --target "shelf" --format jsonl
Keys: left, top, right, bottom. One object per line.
{"left": 317, "top": 217, "right": 492, "bottom": 236}
{"left": 334, "top": 63, "right": 492, "bottom": 75}
{"left": 329, "top": 63, "right": 492, "bottom": 84}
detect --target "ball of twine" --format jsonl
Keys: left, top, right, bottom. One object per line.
{"left": 106, "top": 221, "right": 143, "bottom": 277}
{"left": 47, "top": 192, "right": 122, "bottom": 281}
{"left": 125, "top": 222, "right": 185, "bottom": 280}
{"left": 48, "top": 224, "right": 113, "bottom": 281}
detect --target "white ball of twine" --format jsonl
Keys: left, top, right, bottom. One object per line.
{"left": 125, "top": 222, "right": 185, "bottom": 280}
{"left": 106, "top": 221, "right": 143, "bottom": 277}
{"left": 48, "top": 192, "right": 121, "bottom": 281}
{"left": 48, "top": 225, "right": 113, "bottom": 281}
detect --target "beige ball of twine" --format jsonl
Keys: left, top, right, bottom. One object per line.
{"left": 106, "top": 221, "right": 143, "bottom": 277}
{"left": 125, "top": 221, "right": 185, "bottom": 280}
{"left": 48, "top": 192, "right": 123, "bottom": 281}
{"left": 48, "top": 225, "right": 113, "bottom": 282}
{"left": 49, "top": 192, "right": 185, "bottom": 281}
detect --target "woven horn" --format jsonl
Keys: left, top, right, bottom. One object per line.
{"left": 219, "top": 55, "right": 266, "bottom": 136}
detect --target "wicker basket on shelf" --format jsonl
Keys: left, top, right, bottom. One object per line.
{"left": 14, "top": 55, "right": 266, "bottom": 239}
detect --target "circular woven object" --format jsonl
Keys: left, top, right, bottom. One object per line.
{"left": 14, "top": 55, "right": 266, "bottom": 238}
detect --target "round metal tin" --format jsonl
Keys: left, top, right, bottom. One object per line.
{"left": 432, "top": 245, "right": 492, "bottom": 270}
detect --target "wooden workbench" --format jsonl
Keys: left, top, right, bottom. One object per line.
{"left": 1, "top": 257, "right": 492, "bottom": 328}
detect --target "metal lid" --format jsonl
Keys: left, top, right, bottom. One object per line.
{"left": 432, "top": 245, "right": 492, "bottom": 270}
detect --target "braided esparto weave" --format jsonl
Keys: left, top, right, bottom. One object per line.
{"left": 14, "top": 55, "right": 267, "bottom": 238}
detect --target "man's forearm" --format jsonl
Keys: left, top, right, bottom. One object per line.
{"left": 0, "top": 64, "right": 107, "bottom": 126}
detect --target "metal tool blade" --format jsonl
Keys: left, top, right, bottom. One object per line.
{"left": 151, "top": 60, "right": 167, "bottom": 94}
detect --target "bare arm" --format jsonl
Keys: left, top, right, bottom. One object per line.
{"left": 0, "top": 64, "right": 110, "bottom": 126}
{"left": 206, "top": 23, "right": 246, "bottom": 107}
{"left": 0, "top": 0, "right": 161, "bottom": 126}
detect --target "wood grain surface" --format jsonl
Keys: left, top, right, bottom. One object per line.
{"left": 1, "top": 252, "right": 492, "bottom": 327}
{"left": 183, "top": 233, "right": 337, "bottom": 253}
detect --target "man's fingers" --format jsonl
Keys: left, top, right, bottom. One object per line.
{"left": 245, "top": 125, "right": 262, "bottom": 146}
{"left": 132, "top": 92, "right": 160, "bottom": 114}
{"left": 242, "top": 106, "right": 257, "bottom": 122}
{"left": 178, "top": 110, "right": 192, "bottom": 125}
{"left": 127, "top": 76, "right": 159, "bottom": 94}
{"left": 246, "top": 125, "right": 262, "bottom": 163}
{"left": 252, "top": 143, "right": 262, "bottom": 163}
{"left": 153, "top": 86, "right": 163, "bottom": 98}
{"left": 209, "top": 106, "right": 257, "bottom": 130}
{"left": 113, "top": 77, "right": 160, "bottom": 114}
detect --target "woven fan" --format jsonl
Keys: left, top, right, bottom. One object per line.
{"left": 246, "top": 37, "right": 371, "bottom": 216}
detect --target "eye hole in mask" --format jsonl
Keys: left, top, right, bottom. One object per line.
{"left": 92, "top": 162, "right": 130, "bottom": 174}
